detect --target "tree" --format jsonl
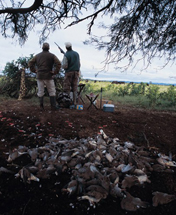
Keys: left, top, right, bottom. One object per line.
{"left": 0, "top": 0, "right": 176, "bottom": 70}
{"left": 3, "top": 55, "right": 34, "bottom": 78}
{"left": 1, "top": 55, "right": 36, "bottom": 98}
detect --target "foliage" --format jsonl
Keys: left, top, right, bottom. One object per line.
{"left": 165, "top": 85, "right": 176, "bottom": 106}
{"left": 144, "top": 85, "right": 160, "bottom": 106}
{"left": 0, "top": 0, "right": 176, "bottom": 69}
{"left": 81, "top": 80, "right": 176, "bottom": 110}
{"left": 0, "top": 55, "right": 35, "bottom": 98}
{"left": 0, "top": 72, "right": 36, "bottom": 99}
{"left": 117, "top": 84, "right": 131, "bottom": 97}
{"left": 83, "top": 82, "right": 94, "bottom": 94}
{"left": 3, "top": 55, "right": 34, "bottom": 78}
{"left": 3, "top": 61, "right": 19, "bottom": 78}
{"left": 130, "top": 82, "right": 147, "bottom": 96}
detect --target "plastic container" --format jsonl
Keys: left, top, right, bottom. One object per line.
{"left": 76, "top": 105, "right": 83, "bottom": 110}
{"left": 103, "top": 104, "right": 114, "bottom": 112}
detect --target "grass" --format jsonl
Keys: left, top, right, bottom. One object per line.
{"left": 80, "top": 80, "right": 176, "bottom": 111}
{"left": 1, "top": 78, "right": 176, "bottom": 112}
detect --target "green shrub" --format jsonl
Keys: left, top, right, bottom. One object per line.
{"left": 130, "top": 82, "right": 147, "bottom": 96}
{"left": 117, "top": 84, "right": 131, "bottom": 96}
{"left": 166, "top": 85, "right": 176, "bottom": 106}
{"left": 145, "top": 85, "right": 160, "bottom": 107}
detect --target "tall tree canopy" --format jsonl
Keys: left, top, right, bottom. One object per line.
{"left": 0, "top": 0, "right": 176, "bottom": 70}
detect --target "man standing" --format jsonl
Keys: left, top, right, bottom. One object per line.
{"left": 61, "top": 42, "right": 81, "bottom": 108}
{"left": 28, "top": 42, "right": 61, "bottom": 110}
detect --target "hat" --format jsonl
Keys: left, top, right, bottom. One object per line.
{"left": 65, "top": 42, "right": 72, "bottom": 48}
{"left": 42, "top": 42, "right": 50, "bottom": 49}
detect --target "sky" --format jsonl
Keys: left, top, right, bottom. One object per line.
{"left": 1, "top": 1, "right": 176, "bottom": 84}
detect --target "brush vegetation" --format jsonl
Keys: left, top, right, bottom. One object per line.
{"left": 1, "top": 76, "right": 176, "bottom": 111}
{"left": 80, "top": 80, "right": 176, "bottom": 111}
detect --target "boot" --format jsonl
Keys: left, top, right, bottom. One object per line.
{"left": 73, "top": 91, "right": 77, "bottom": 106}
{"left": 39, "top": 96, "right": 44, "bottom": 110}
{"left": 69, "top": 91, "right": 77, "bottom": 109}
{"left": 50, "top": 96, "right": 60, "bottom": 110}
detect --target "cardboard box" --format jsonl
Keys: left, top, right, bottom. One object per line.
{"left": 103, "top": 104, "right": 114, "bottom": 112}
{"left": 76, "top": 105, "right": 83, "bottom": 110}
{"left": 96, "top": 100, "right": 112, "bottom": 108}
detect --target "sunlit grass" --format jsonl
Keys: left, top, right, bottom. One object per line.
{"left": 1, "top": 79, "right": 176, "bottom": 111}
{"left": 80, "top": 80, "right": 176, "bottom": 111}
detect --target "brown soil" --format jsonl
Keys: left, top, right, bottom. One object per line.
{"left": 0, "top": 98, "right": 176, "bottom": 215}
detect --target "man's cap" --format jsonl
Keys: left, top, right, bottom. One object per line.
{"left": 42, "top": 42, "right": 50, "bottom": 49}
{"left": 65, "top": 42, "right": 72, "bottom": 48}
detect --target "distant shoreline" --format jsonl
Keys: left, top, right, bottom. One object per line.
{"left": 83, "top": 78, "right": 176, "bottom": 86}
{"left": 1, "top": 73, "right": 175, "bottom": 86}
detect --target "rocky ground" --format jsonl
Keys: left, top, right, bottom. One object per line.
{"left": 0, "top": 98, "right": 176, "bottom": 215}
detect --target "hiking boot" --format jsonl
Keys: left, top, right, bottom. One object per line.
{"left": 50, "top": 96, "right": 60, "bottom": 110}
{"left": 73, "top": 91, "right": 77, "bottom": 106}
{"left": 39, "top": 96, "right": 44, "bottom": 110}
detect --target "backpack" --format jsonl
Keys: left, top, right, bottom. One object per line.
{"left": 56, "top": 92, "right": 72, "bottom": 108}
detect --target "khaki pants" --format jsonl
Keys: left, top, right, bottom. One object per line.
{"left": 37, "top": 79, "right": 56, "bottom": 97}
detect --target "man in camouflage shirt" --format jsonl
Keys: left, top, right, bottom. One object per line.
{"left": 61, "top": 42, "right": 81, "bottom": 108}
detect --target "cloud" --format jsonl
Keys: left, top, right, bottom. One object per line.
{"left": 0, "top": 12, "right": 176, "bottom": 84}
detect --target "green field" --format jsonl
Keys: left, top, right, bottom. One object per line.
{"left": 80, "top": 80, "right": 176, "bottom": 111}
{"left": 1, "top": 76, "right": 176, "bottom": 111}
